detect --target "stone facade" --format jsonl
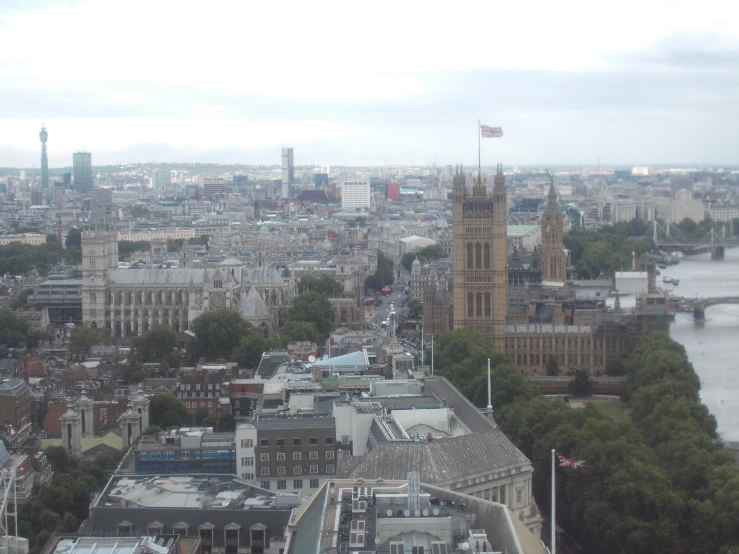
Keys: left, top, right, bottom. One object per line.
{"left": 540, "top": 181, "right": 566, "bottom": 284}
{"left": 81, "top": 229, "right": 291, "bottom": 337}
{"left": 452, "top": 165, "right": 508, "bottom": 353}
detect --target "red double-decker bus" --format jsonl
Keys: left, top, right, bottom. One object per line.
{"left": 381, "top": 286, "right": 393, "bottom": 296}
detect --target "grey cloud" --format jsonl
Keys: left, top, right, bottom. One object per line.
{"left": 608, "top": 32, "right": 739, "bottom": 69}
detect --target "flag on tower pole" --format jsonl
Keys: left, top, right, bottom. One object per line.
{"left": 480, "top": 124, "right": 504, "bottom": 138}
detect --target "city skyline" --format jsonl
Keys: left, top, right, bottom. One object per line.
{"left": 1, "top": 0, "right": 738, "bottom": 167}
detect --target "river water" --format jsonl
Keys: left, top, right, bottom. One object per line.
{"left": 664, "top": 250, "right": 739, "bottom": 442}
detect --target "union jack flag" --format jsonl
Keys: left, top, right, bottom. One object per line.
{"left": 558, "top": 454, "right": 585, "bottom": 469}
{"left": 480, "top": 124, "right": 503, "bottom": 138}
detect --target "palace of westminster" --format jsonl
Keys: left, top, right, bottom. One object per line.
{"left": 79, "top": 163, "right": 669, "bottom": 375}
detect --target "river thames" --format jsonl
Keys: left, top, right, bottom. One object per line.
{"left": 663, "top": 249, "right": 739, "bottom": 442}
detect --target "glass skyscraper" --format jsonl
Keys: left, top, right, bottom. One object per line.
{"left": 73, "top": 152, "right": 93, "bottom": 192}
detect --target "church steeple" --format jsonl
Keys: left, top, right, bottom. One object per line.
{"left": 472, "top": 170, "right": 486, "bottom": 196}
{"left": 547, "top": 175, "right": 557, "bottom": 205}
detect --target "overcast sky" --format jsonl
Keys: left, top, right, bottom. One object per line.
{"left": 1, "top": 0, "right": 738, "bottom": 168}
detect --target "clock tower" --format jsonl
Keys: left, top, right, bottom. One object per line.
{"left": 82, "top": 227, "right": 118, "bottom": 331}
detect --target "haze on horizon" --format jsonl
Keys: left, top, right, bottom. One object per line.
{"left": 1, "top": 0, "right": 738, "bottom": 168}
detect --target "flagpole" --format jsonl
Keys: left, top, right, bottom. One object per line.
{"left": 477, "top": 119, "right": 481, "bottom": 172}
{"left": 551, "top": 448, "right": 556, "bottom": 554}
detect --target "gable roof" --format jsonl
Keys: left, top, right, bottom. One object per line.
{"left": 338, "top": 430, "right": 530, "bottom": 484}
{"left": 240, "top": 287, "right": 270, "bottom": 319}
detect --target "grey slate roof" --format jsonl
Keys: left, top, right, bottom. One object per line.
{"left": 338, "top": 429, "right": 530, "bottom": 484}
{"left": 240, "top": 287, "right": 270, "bottom": 318}
{"left": 423, "top": 377, "right": 496, "bottom": 433}
{"left": 108, "top": 268, "right": 205, "bottom": 285}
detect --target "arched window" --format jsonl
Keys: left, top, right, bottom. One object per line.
{"left": 90, "top": 292, "right": 96, "bottom": 303}
{"left": 476, "top": 243, "right": 482, "bottom": 269}
{"left": 476, "top": 292, "right": 482, "bottom": 317}
{"left": 89, "top": 257, "right": 96, "bottom": 269}
{"left": 485, "top": 293, "right": 491, "bottom": 317}
{"left": 484, "top": 244, "right": 490, "bottom": 269}
{"left": 467, "top": 293, "right": 473, "bottom": 317}
{"left": 467, "top": 244, "right": 473, "bottom": 269}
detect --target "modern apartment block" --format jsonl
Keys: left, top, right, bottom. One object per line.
{"left": 135, "top": 427, "right": 236, "bottom": 474}
{"left": 236, "top": 414, "right": 337, "bottom": 495}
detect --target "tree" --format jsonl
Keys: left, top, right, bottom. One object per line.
{"left": 0, "top": 309, "right": 29, "bottom": 346}
{"left": 143, "top": 425, "right": 162, "bottom": 436}
{"left": 65, "top": 227, "right": 81, "bottom": 248}
{"left": 193, "top": 407, "right": 212, "bottom": 426}
{"left": 280, "top": 320, "right": 321, "bottom": 345}
{"left": 218, "top": 413, "right": 236, "bottom": 432}
{"left": 70, "top": 324, "right": 105, "bottom": 355}
{"left": 284, "top": 292, "right": 333, "bottom": 341}
{"left": 298, "top": 276, "right": 347, "bottom": 297}
{"left": 366, "top": 251, "right": 394, "bottom": 291}
{"left": 231, "top": 328, "right": 277, "bottom": 369}
{"left": 149, "top": 393, "right": 191, "bottom": 428}
{"left": 118, "top": 240, "right": 151, "bottom": 261}
{"left": 134, "top": 325, "right": 177, "bottom": 362}
{"left": 546, "top": 356, "right": 559, "bottom": 376}
{"left": 188, "top": 310, "right": 252, "bottom": 362}
{"left": 44, "top": 446, "right": 74, "bottom": 473}
{"left": 568, "top": 369, "right": 592, "bottom": 396}
{"left": 408, "top": 299, "right": 423, "bottom": 317}
{"left": 400, "top": 244, "right": 444, "bottom": 271}
{"left": 11, "top": 288, "right": 34, "bottom": 309}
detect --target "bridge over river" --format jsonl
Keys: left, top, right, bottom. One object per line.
{"left": 675, "top": 297, "right": 739, "bottom": 321}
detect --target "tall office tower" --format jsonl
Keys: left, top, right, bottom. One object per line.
{"left": 281, "top": 147, "right": 294, "bottom": 199}
{"left": 540, "top": 180, "right": 566, "bottom": 283}
{"left": 452, "top": 164, "right": 508, "bottom": 353}
{"left": 54, "top": 182, "right": 66, "bottom": 209}
{"left": 40, "top": 125, "right": 49, "bottom": 188}
{"left": 31, "top": 189, "right": 43, "bottom": 206}
{"left": 152, "top": 168, "right": 171, "bottom": 190}
{"left": 73, "top": 152, "right": 93, "bottom": 192}
{"left": 62, "top": 172, "right": 72, "bottom": 188}
{"left": 341, "top": 180, "right": 371, "bottom": 211}
{"left": 90, "top": 187, "right": 115, "bottom": 224}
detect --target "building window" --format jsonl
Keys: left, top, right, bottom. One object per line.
{"left": 260, "top": 453, "right": 269, "bottom": 462}
{"left": 326, "top": 451, "right": 334, "bottom": 459}
{"left": 260, "top": 467, "right": 269, "bottom": 476}
{"left": 342, "top": 436, "right": 349, "bottom": 445}
{"left": 310, "top": 465, "right": 318, "bottom": 474}
{"left": 468, "top": 293, "right": 473, "bottom": 317}
{"left": 260, "top": 439, "right": 269, "bottom": 447}
{"left": 293, "top": 479, "right": 303, "bottom": 489}
{"left": 309, "top": 437, "right": 318, "bottom": 446}
{"left": 277, "top": 466, "right": 286, "bottom": 475}
{"left": 476, "top": 243, "right": 482, "bottom": 268}
{"left": 90, "top": 292, "right": 97, "bottom": 303}
{"left": 100, "top": 407, "right": 107, "bottom": 417}
{"left": 484, "top": 243, "right": 490, "bottom": 269}
{"left": 476, "top": 292, "right": 482, "bottom": 317}
{"left": 260, "top": 481, "right": 270, "bottom": 490}
{"left": 225, "top": 530, "right": 238, "bottom": 542}
{"left": 309, "top": 451, "right": 318, "bottom": 460}
{"left": 294, "top": 466, "right": 302, "bottom": 475}
{"left": 467, "top": 243, "right": 473, "bottom": 269}
{"left": 241, "top": 457, "right": 253, "bottom": 467}
{"left": 241, "top": 439, "right": 253, "bottom": 448}
{"left": 326, "top": 437, "right": 334, "bottom": 445}
{"left": 277, "top": 452, "right": 285, "bottom": 461}
{"left": 213, "top": 280, "right": 222, "bottom": 288}
{"left": 485, "top": 293, "right": 491, "bottom": 318}
{"left": 310, "top": 479, "right": 319, "bottom": 488}
{"left": 276, "top": 438, "right": 285, "bottom": 447}
{"left": 293, "top": 452, "right": 302, "bottom": 460}
{"left": 516, "top": 487, "right": 523, "bottom": 505}
{"left": 326, "top": 465, "right": 335, "bottom": 474}
{"left": 243, "top": 473, "right": 254, "bottom": 480}
{"left": 277, "top": 480, "right": 286, "bottom": 490}
{"left": 293, "top": 438, "right": 301, "bottom": 446}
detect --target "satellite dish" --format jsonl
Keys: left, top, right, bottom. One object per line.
{"left": 414, "top": 509, "right": 420, "bottom": 516}
{"left": 322, "top": 354, "right": 329, "bottom": 360}
{"left": 422, "top": 509, "right": 429, "bottom": 516}
{"left": 403, "top": 510, "right": 411, "bottom": 517}
{"left": 433, "top": 508, "right": 440, "bottom": 516}
{"left": 308, "top": 355, "right": 316, "bottom": 363}
{"left": 387, "top": 509, "right": 393, "bottom": 517}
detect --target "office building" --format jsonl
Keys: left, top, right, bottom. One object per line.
{"left": 62, "top": 172, "right": 71, "bottom": 187}
{"left": 281, "top": 147, "right": 294, "bottom": 199}
{"left": 153, "top": 168, "right": 172, "bottom": 190}
{"left": 40, "top": 125, "right": 49, "bottom": 188}
{"left": 73, "top": 152, "right": 93, "bottom": 192}
{"left": 313, "top": 173, "right": 328, "bottom": 188}
{"left": 341, "top": 179, "right": 371, "bottom": 211}
{"left": 90, "top": 187, "right": 115, "bottom": 224}
{"left": 135, "top": 427, "right": 236, "bottom": 474}
{"left": 31, "top": 189, "right": 43, "bottom": 206}
{"left": 0, "top": 378, "right": 32, "bottom": 445}
{"left": 285, "top": 473, "right": 548, "bottom": 554}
